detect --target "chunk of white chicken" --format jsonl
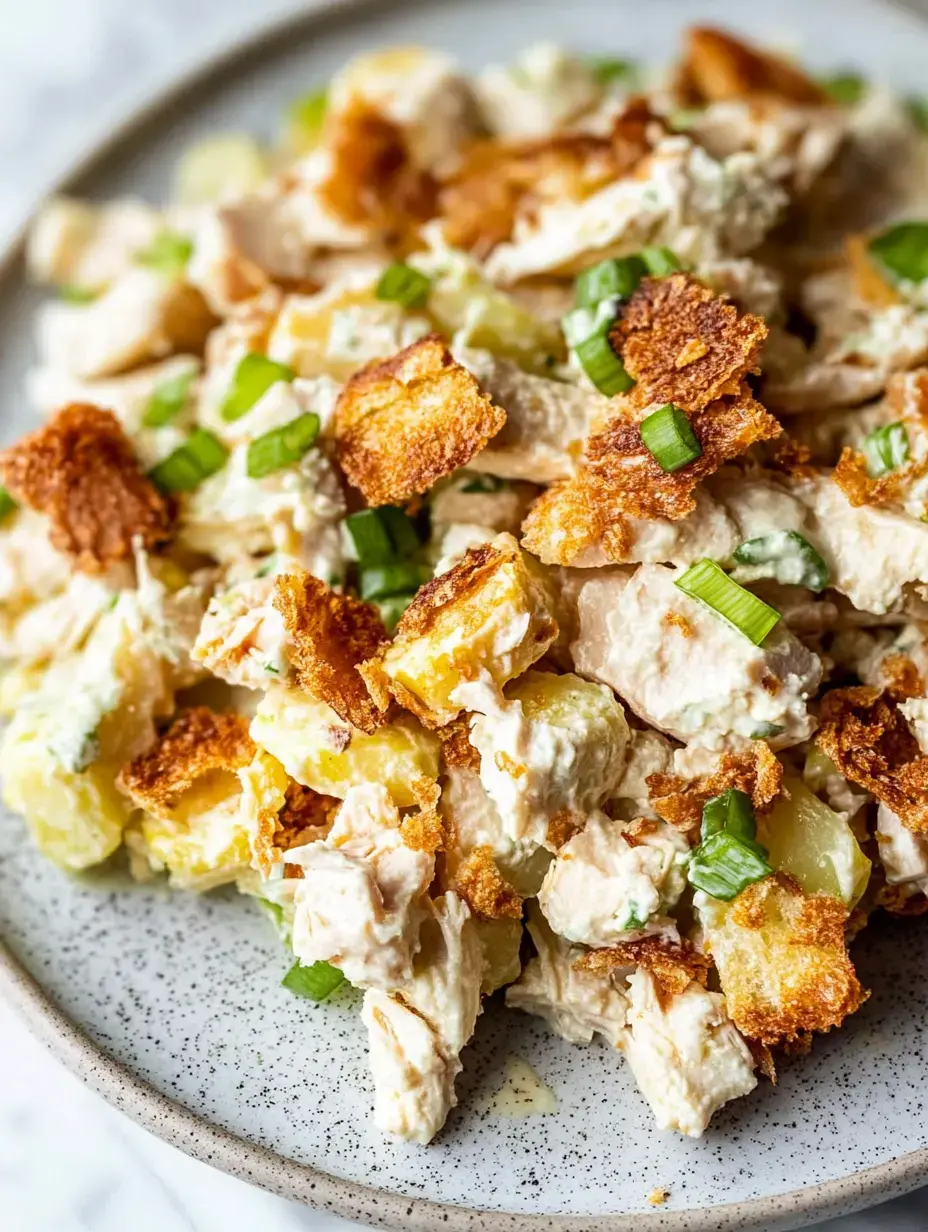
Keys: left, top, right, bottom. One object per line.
{"left": 570, "top": 565, "right": 822, "bottom": 755}
{"left": 0, "top": 509, "right": 74, "bottom": 612}
{"left": 876, "top": 804, "right": 928, "bottom": 896}
{"left": 538, "top": 813, "right": 688, "bottom": 946}
{"left": 475, "top": 43, "right": 603, "bottom": 139}
{"left": 192, "top": 576, "right": 290, "bottom": 690}
{"left": 468, "top": 670, "right": 629, "bottom": 848}
{"left": 361, "top": 892, "right": 482, "bottom": 1143}
{"left": 287, "top": 783, "right": 434, "bottom": 989}
{"left": 608, "top": 728, "right": 676, "bottom": 821}
{"left": 620, "top": 967, "right": 757, "bottom": 1138}
{"left": 0, "top": 572, "right": 112, "bottom": 667}
{"left": 26, "top": 196, "right": 162, "bottom": 289}
{"left": 505, "top": 907, "right": 628, "bottom": 1047}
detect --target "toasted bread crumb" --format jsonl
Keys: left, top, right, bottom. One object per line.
{"left": 647, "top": 742, "right": 784, "bottom": 836}
{"left": 453, "top": 844, "right": 523, "bottom": 920}
{"left": 674, "top": 26, "right": 830, "bottom": 106}
{"left": 576, "top": 936, "right": 711, "bottom": 1010}
{"left": 647, "top": 1188, "right": 668, "bottom": 1208}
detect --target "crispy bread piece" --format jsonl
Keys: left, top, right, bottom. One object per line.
{"left": 250, "top": 764, "right": 339, "bottom": 878}
{"left": 817, "top": 686, "right": 928, "bottom": 833}
{"left": 647, "top": 742, "right": 784, "bottom": 836}
{"left": 1, "top": 403, "right": 172, "bottom": 573}
{"left": 674, "top": 26, "right": 831, "bottom": 107}
{"left": 701, "top": 873, "right": 867, "bottom": 1046}
{"left": 119, "top": 708, "right": 255, "bottom": 819}
{"left": 576, "top": 936, "right": 711, "bottom": 1010}
{"left": 335, "top": 334, "right": 506, "bottom": 506}
{"left": 440, "top": 99, "right": 656, "bottom": 257}
{"left": 436, "top": 713, "right": 480, "bottom": 771}
{"left": 452, "top": 844, "right": 523, "bottom": 920}
{"left": 274, "top": 570, "right": 388, "bottom": 734}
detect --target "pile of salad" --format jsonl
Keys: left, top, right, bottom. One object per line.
{"left": 4, "top": 25, "right": 928, "bottom": 1144}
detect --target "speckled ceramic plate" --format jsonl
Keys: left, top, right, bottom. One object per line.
{"left": 2, "top": 0, "right": 928, "bottom": 1228}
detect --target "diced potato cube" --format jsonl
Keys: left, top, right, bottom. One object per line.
{"left": 251, "top": 684, "right": 439, "bottom": 806}
{"left": 361, "top": 532, "right": 558, "bottom": 726}
{"left": 475, "top": 917, "right": 523, "bottom": 994}
{"left": 138, "top": 782, "right": 251, "bottom": 891}
{"left": 758, "top": 776, "right": 870, "bottom": 907}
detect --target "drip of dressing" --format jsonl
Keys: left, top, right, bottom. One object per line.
{"left": 476, "top": 1056, "right": 556, "bottom": 1117}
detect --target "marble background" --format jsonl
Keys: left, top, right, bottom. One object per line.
{"left": 0, "top": 2, "right": 925, "bottom": 1230}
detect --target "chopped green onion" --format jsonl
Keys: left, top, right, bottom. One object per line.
{"left": 246, "top": 412, "right": 320, "bottom": 479}
{"left": 359, "top": 563, "right": 430, "bottom": 601}
{"left": 861, "top": 421, "right": 910, "bottom": 478}
{"left": 574, "top": 256, "right": 646, "bottom": 308}
{"left": 820, "top": 73, "right": 866, "bottom": 105}
{"left": 867, "top": 222, "right": 928, "bottom": 285}
{"left": 375, "top": 262, "right": 431, "bottom": 310}
{"left": 750, "top": 722, "right": 785, "bottom": 740}
{"left": 345, "top": 507, "right": 421, "bottom": 566}
{"left": 641, "top": 246, "right": 683, "bottom": 276}
{"left": 907, "top": 97, "right": 928, "bottom": 131}
{"left": 687, "top": 830, "right": 772, "bottom": 901}
{"left": 281, "top": 959, "right": 345, "bottom": 1001}
{"left": 460, "top": 473, "right": 508, "bottom": 494}
{"left": 220, "top": 353, "right": 296, "bottom": 422}
{"left": 639, "top": 403, "right": 701, "bottom": 472}
{"left": 258, "top": 898, "right": 284, "bottom": 928}
{"left": 142, "top": 367, "right": 197, "bottom": 429}
{"left": 590, "top": 57, "right": 637, "bottom": 86}
{"left": 288, "top": 89, "right": 328, "bottom": 139}
{"left": 148, "top": 429, "right": 228, "bottom": 492}
{"left": 731, "top": 530, "right": 830, "bottom": 592}
{"left": 377, "top": 593, "right": 416, "bottom": 632}
{"left": 135, "top": 229, "right": 193, "bottom": 278}
{"left": 574, "top": 330, "right": 635, "bottom": 395}
{"left": 619, "top": 907, "right": 649, "bottom": 931}
{"left": 668, "top": 107, "right": 705, "bottom": 131}
{"left": 701, "top": 788, "right": 757, "bottom": 845}
{"left": 675, "top": 559, "right": 781, "bottom": 645}
{"left": 0, "top": 486, "right": 18, "bottom": 523}
{"left": 60, "top": 284, "right": 100, "bottom": 304}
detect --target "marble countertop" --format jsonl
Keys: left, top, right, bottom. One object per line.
{"left": 0, "top": 2, "right": 925, "bottom": 1229}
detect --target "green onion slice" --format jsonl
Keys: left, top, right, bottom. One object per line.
{"left": 750, "top": 721, "right": 785, "bottom": 740}
{"left": 281, "top": 959, "right": 345, "bottom": 1001}
{"left": 142, "top": 367, "right": 197, "bottom": 429}
{"left": 375, "top": 262, "right": 431, "bottom": 310}
{"left": 288, "top": 89, "right": 328, "bottom": 138}
{"left": 460, "top": 473, "right": 509, "bottom": 494}
{"left": 345, "top": 507, "right": 420, "bottom": 566}
{"left": 60, "top": 284, "right": 100, "bottom": 304}
{"left": 0, "top": 486, "right": 17, "bottom": 523}
{"left": 220, "top": 353, "right": 296, "bottom": 422}
{"left": 907, "top": 97, "right": 928, "bottom": 131}
{"left": 148, "top": 429, "right": 228, "bottom": 492}
{"left": 574, "top": 256, "right": 646, "bottom": 308}
{"left": 731, "top": 529, "right": 830, "bottom": 592}
{"left": 867, "top": 222, "right": 928, "bottom": 285}
{"left": 861, "top": 421, "right": 910, "bottom": 478}
{"left": 820, "top": 73, "right": 867, "bottom": 105}
{"left": 135, "top": 230, "right": 193, "bottom": 278}
{"left": 639, "top": 403, "right": 701, "bottom": 472}
{"left": 686, "top": 830, "right": 772, "bottom": 901}
{"left": 701, "top": 788, "right": 757, "bottom": 845}
{"left": 377, "top": 593, "right": 416, "bottom": 632}
{"left": 359, "top": 563, "right": 430, "bottom": 601}
{"left": 574, "top": 330, "right": 635, "bottom": 395}
{"left": 590, "top": 57, "right": 637, "bottom": 86}
{"left": 246, "top": 412, "right": 320, "bottom": 479}
{"left": 641, "top": 246, "right": 683, "bottom": 276}
{"left": 675, "top": 558, "right": 781, "bottom": 645}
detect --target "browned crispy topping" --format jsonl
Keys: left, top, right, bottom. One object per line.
{"left": 647, "top": 742, "right": 784, "bottom": 835}
{"left": 252, "top": 777, "right": 339, "bottom": 877}
{"left": 834, "top": 369, "right": 928, "bottom": 509}
{"left": 674, "top": 26, "right": 831, "bottom": 106}
{"left": 440, "top": 100, "right": 656, "bottom": 257}
{"left": 664, "top": 610, "right": 695, "bottom": 638}
{"left": 878, "top": 884, "right": 928, "bottom": 916}
{"left": 119, "top": 708, "right": 255, "bottom": 818}
{"left": 846, "top": 234, "right": 903, "bottom": 309}
{"left": 817, "top": 686, "right": 928, "bottom": 833}
{"left": 335, "top": 334, "right": 506, "bottom": 507}
{"left": 576, "top": 936, "right": 711, "bottom": 1010}
{"left": 274, "top": 571, "right": 388, "bottom": 734}
{"left": 545, "top": 809, "right": 586, "bottom": 850}
{"left": 881, "top": 653, "right": 926, "bottom": 703}
{"left": 436, "top": 713, "right": 480, "bottom": 771}
{"left": 400, "top": 776, "right": 444, "bottom": 853}
{"left": 319, "top": 98, "right": 437, "bottom": 246}
{"left": 748, "top": 1039, "right": 778, "bottom": 1085}
{"left": 452, "top": 845, "right": 523, "bottom": 920}
{"left": 1, "top": 404, "right": 173, "bottom": 573}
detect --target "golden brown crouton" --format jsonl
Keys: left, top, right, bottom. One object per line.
{"left": 440, "top": 100, "right": 656, "bottom": 257}
{"left": 335, "top": 334, "right": 506, "bottom": 507}
{"left": 817, "top": 686, "right": 928, "bottom": 833}
{"left": 452, "top": 845, "right": 523, "bottom": 920}
{"left": 647, "top": 742, "right": 784, "bottom": 836}
{"left": 576, "top": 936, "right": 711, "bottom": 1010}
{"left": 119, "top": 708, "right": 255, "bottom": 818}
{"left": 674, "top": 26, "right": 831, "bottom": 107}
{"left": 701, "top": 873, "right": 867, "bottom": 1045}
{"left": 1, "top": 404, "right": 173, "bottom": 573}
{"left": 273, "top": 570, "right": 388, "bottom": 735}
{"left": 436, "top": 713, "right": 481, "bottom": 771}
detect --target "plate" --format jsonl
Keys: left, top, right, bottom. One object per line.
{"left": 1, "top": 1, "right": 927, "bottom": 1228}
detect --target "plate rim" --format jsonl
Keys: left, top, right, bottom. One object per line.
{"left": 0, "top": 0, "right": 927, "bottom": 1227}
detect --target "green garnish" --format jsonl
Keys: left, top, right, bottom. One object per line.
{"left": 281, "top": 959, "right": 345, "bottom": 1002}
{"left": 620, "top": 908, "right": 649, "bottom": 931}
{"left": 574, "top": 330, "right": 635, "bottom": 395}
{"left": 460, "top": 474, "right": 509, "bottom": 494}
{"left": 0, "top": 486, "right": 18, "bottom": 523}
{"left": 687, "top": 789, "right": 772, "bottom": 900}
{"left": 60, "top": 284, "right": 100, "bottom": 304}
{"left": 246, "top": 412, "right": 320, "bottom": 479}
{"left": 867, "top": 222, "right": 928, "bottom": 286}
{"left": 700, "top": 788, "right": 757, "bottom": 845}
{"left": 574, "top": 256, "right": 647, "bottom": 308}
{"left": 731, "top": 530, "right": 830, "bottom": 592}
{"left": 376, "top": 593, "right": 416, "bottom": 632}
{"left": 220, "top": 353, "right": 296, "bottom": 422}
{"left": 590, "top": 57, "right": 637, "bottom": 86}
{"left": 820, "top": 73, "right": 867, "bottom": 105}
{"left": 374, "top": 262, "right": 431, "bottom": 310}
{"left": 639, "top": 403, "right": 701, "bottom": 472}
{"left": 345, "top": 507, "right": 420, "bottom": 567}
{"left": 640, "top": 246, "right": 683, "bottom": 276}
{"left": 148, "top": 429, "right": 228, "bottom": 492}
{"left": 288, "top": 89, "right": 328, "bottom": 139}
{"left": 861, "top": 421, "right": 910, "bottom": 478}
{"left": 750, "top": 722, "right": 786, "bottom": 740}
{"left": 142, "top": 367, "right": 197, "bottom": 429}
{"left": 907, "top": 97, "right": 928, "bottom": 131}
{"left": 675, "top": 559, "right": 781, "bottom": 645}
{"left": 135, "top": 230, "right": 193, "bottom": 278}
{"left": 359, "top": 563, "right": 430, "bottom": 601}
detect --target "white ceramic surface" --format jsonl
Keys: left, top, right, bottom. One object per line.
{"left": 1, "top": 2, "right": 928, "bottom": 1229}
